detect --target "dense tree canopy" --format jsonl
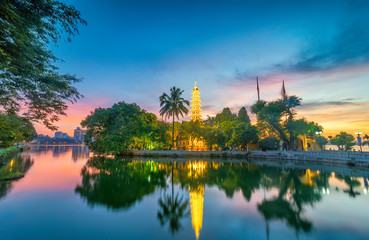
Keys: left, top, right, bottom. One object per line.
{"left": 331, "top": 132, "right": 355, "bottom": 151}
{"left": 0, "top": 113, "right": 37, "bottom": 148}
{"left": 214, "top": 107, "right": 237, "bottom": 124}
{"left": 81, "top": 102, "right": 171, "bottom": 155}
{"left": 237, "top": 107, "right": 250, "bottom": 123}
{"left": 0, "top": 0, "right": 86, "bottom": 130}
{"left": 252, "top": 96, "right": 324, "bottom": 150}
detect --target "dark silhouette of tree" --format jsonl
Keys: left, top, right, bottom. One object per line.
{"left": 157, "top": 193, "right": 189, "bottom": 235}
{"left": 159, "top": 87, "right": 190, "bottom": 150}
{"left": 157, "top": 161, "right": 189, "bottom": 235}
{"left": 0, "top": 0, "right": 86, "bottom": 130}
{"left": 258, "top": 170, "right": 322, "bottom": 235}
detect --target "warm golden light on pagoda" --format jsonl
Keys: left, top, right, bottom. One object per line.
{"left": 190, "top": 81, "right": 202, "bottom": 121}
{"left": 190, "top": 185, "right": 204, "bottom": 240}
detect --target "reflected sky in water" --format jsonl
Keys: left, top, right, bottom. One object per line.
{"left": 0, "top": 145, "right": 368, "bottom": 240}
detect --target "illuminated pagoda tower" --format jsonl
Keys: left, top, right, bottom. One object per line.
{"left": 190, "top": 81, "right": 202, "bottom": 121}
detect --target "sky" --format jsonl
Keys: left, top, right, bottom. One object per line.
{"left": 36, "top": 0, "right": 369, "bottom": 137}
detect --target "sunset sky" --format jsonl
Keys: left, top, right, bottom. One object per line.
{"left": 36, "top": 0, "right": 369, "bottom": 137}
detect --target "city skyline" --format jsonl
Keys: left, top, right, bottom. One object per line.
{"left": 34, "top": 0, "right": 369, "bottom": 137}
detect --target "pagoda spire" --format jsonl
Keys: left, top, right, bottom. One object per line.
{"left": 190, "top": 81, "right": 202, "bottom": 121}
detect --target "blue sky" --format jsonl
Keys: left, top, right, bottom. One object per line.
{"left": 37, "top": 0, "right": 369, "bottom": 136}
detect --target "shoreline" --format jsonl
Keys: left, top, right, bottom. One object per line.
{"left": 118, "top": 150, "right": 369, "bottom": 169}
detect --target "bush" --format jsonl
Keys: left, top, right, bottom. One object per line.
{"left": 259, "top": 137, "right": 279, "bottom": 151}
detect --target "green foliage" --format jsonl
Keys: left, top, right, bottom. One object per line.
{"left": 179, "top": 120, "right": 202, "bottom": 150}
{"left": 315, "top": 136, "right": 328, "bottom": 150}
{"left": 204, "top": 115, "right": 216, "bottom": 127}
{"left": 231, "top": 122, "right": 258, "bottom": 150}
{"left": 220, "top": 121, "right": 236, "bottom": 145}
{"left": 215, "top": 108, "right": 237, "bottom": 124}
{"left": 75, "top": 157, "right": 168, "bottom": 209}
{"left": 251, "top": 96, "right": 323, "bottom": 150}
{"left": 0, "top": 114, "right": 37, "bottom": 148}
{"left": 81, "top": 102, "right": 170, "bottom": 155}
{"left": 331, "top": 132, "right": 355, "bottom": 151}
{"left": 237, "top": 107, "right": 250, "bottom": 123}
{"left": 0, "top": 0, "right": 87, "bottom": 130}
{"left": 259, "top": 137, "right": 280, "bottom": 151}
{"left": 159, "top": 87, "right": 190, "bottom": 150}
{"left": 201, "top": 125, "right": 227, "bottom": 150}
{"left": 362, "top": 134, "right": 369, "bottom": 147}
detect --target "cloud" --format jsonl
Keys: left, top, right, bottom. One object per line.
{"left": 301, "top": 100, "right": 363, "bottom": 109}
{"left": 278, "top": 1, "right": 369, "bottom": 73}
{"left": 233, "top": 1, "right": 369, "bottom": 84}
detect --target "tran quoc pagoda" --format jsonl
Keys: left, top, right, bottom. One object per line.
{"left": 177, "top": 81, "right": 206, "bottom": 151}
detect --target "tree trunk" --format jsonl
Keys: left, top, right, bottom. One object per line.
{"left": 172, "top": 114, "right": 175, "bottom": 150}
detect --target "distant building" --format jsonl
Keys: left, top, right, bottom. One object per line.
{"left": 74, "top": 127, "right": 87, "bottom": 142}
{"left": 54, "top": 131, "right": 64, "bottom": 139}
{"left": 62, "top": 133, "right": 70, "bottom": 139}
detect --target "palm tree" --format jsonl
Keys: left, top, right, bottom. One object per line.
{"left": 159, "top": 87, "right": 190, "bottom": 150}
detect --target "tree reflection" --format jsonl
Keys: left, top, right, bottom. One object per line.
{"left": 336, "top": 174, "right": 361, "bottom": 198}
{"left": 258, "top": 169, "right": 322, "bottom": 236}
{"left": 157, "top": 161, "right": 190, "bottom": 236}
{"left": 157, "top": 193, "right": 189, "bottom": 235}
{"left": 76, "top": 157, "right": 369, "bottom": 239}
{"left": 0, "top": 154, "right": 34, "bottom": 199}
{"left": 75, "top": 157, "right": 168, "bottom": 210}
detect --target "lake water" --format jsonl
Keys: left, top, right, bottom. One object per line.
{"left": 0, "top": 145, "right": 368, "bottom": 240}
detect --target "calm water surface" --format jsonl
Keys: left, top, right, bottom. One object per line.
{"left": 0, "top": 145, "right": 368, "bottom": 240}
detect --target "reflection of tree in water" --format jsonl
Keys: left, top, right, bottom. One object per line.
{"left": 335, "top": 174, "right": 361, "bottom": 198}
{"left": 75, "top": 157, "right": 168, "bottom": 210}
{"left": 0, "top": 154, "right": 34, "bottom": 200}
{"left": 258, "top": 169, "right": 322, "bottom": 236}
{"left": 75, "top": 157, "right": 368, "bottom": 239}
{"left": 157, "top": 161, "right": 190, "bottom": 236}
{"left": 157, "top": 193, "right": 189, "bottom": 235}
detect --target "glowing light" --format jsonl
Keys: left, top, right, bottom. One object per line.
{"left": 190, "top": 185, "right": 204, "bottom": 240}
{"left": 190, "top": 81, "right": 202, "bottom": 121}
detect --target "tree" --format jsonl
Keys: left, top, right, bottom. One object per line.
{"left": 159, "top": 87, "right": 190, "bottom": 150}
{"left": 0, "top": 114, "right": 37, "bottom": 148}
{"left": 231, "top": 122, "right": 258, "bottom": 151}
{"left": 180, "top": 120, "right": 202, "bottom": 151}
{"left": 331, "top": 132, "right": 355, "bottom": 151}
{"left": 0, "top": 0, "right": 87, "bottom": 130}
{"left": 315, "top": 136, "right": 328, "bottom": 151}
{"left": 81, "top": 102, "right": 161, "bottom": 155}
{"left": 204, "top": 115, "right": 216, "bottom": 127}
{"left": 259, "top": 137, "right": 280, "bottom": 151}
{"left": 362, "top": 134, "right": 369, "bottom": 148}
{"left": 251, "top": 96, "right": 319, "bottom": 150}
{"left": 237, "top": 107, "right": 250, "bottom": 123}
{"left": 220, "top": 121, "right": 236, "bottom": 148}
{"left": 215, "top": 108, "right": 237, "bottom": 124}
